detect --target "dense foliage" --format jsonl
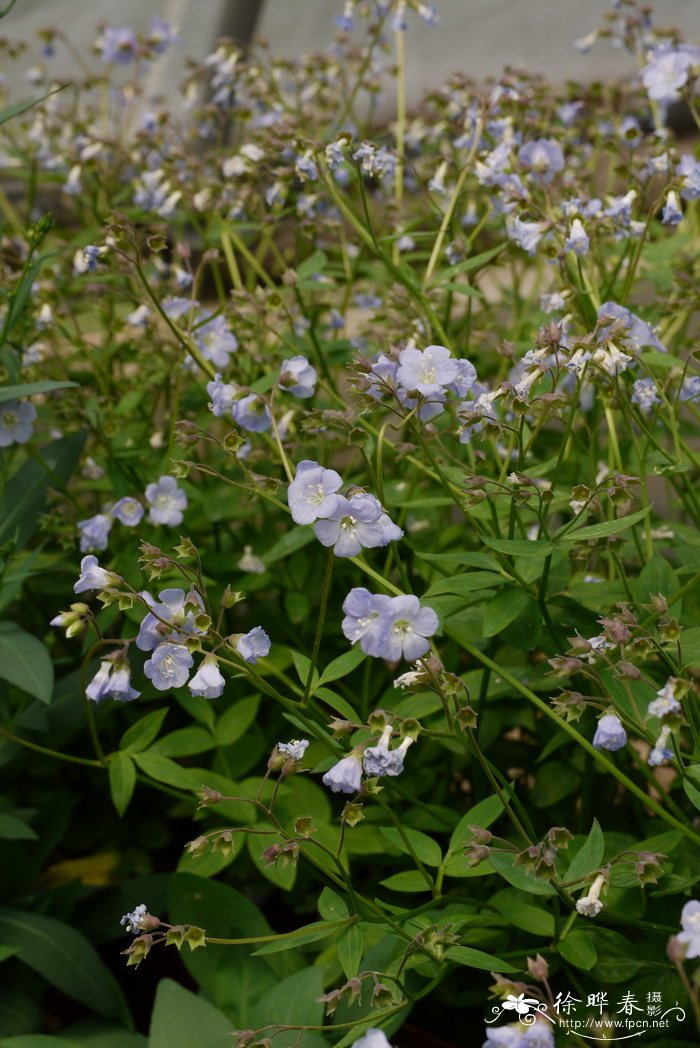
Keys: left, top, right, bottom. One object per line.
{"left": 1, "top": 1, "right": 700, "bottom": 1045}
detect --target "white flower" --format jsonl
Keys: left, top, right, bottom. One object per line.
{"left": 576, "top": 873, "right": 606, "bottom": 918}
{"left": 322, "top": 753, "right": 363, "bottom": 794}
{"left": 278, "top": 739, "right": 309, "bottom": 761}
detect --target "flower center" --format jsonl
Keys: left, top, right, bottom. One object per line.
{"left": 393, "top": 618, "right": 413, "bottom": 637}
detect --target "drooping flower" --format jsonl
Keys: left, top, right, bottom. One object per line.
{"left": 231, "top": 393, "right": 272, "bottom": 432}
{"left": 507, "top": 216, "right": 546, "bottom": 255}
{"left": 110, "top": 496, "right": 145, "bottom": 526}
{"left": 78, "top": 513, "right": 113, "bottom": 552}
{"left": 313, "top": 493, "right": 403, "bottom": 558}
{"left": 597, "top": 302, "right": 665, "bottom": 353}
{"left": 189, "top": 656, "right": 225, "bottom": 699}
{"left": 631, "top": 378, "right": 660, "bottom": 414}
{"left": 576, "top": 872, "right": 606, "bottom": 918}
{"left": 677, "top": 900, "right": 700, "bottom": 959}
{"left": 97, "top": 26, "right": 139, "bottom": 65}
{"left": 235, "top": 626, "right": 271, "bottom": 664}
{"left": 279, "top": 355, "right": 318, "bottom": 399}
{"left": 661, "top": 190, "right": 683, "bottom": 226}
{"left": 322, "top": 753, "right": 363, "bottom": 794}
{"left": 648, "top": 724, "right": 674, "bottom": 767}
{"left": 120, "top": 904, "right": 157, "bottom": 934}
{"left": 207, "top": 373, "right": 238, "bottom": 417}
{"left": 74, "top": 554, "right": 119, "bottom": 594}
{"left": 145, "top": 476, "right": 188, "bottom": 527}
{"left": 564, "top": 218, "right": 589, "bottom": 256}
{"left": 143, "top": 642, "right": 194, "bottom": 690}
{"left": 0, "top": 399, "right": 37, "bottom": 447}
{"left": 287, "top": 460, "right": 344, "bottom": 525}
{"left": 517, "top": 138, "right": 565, "bottom": 182}
{"left": 362, "top": 725, "right": 413, "bottom": 778}
{"left": 86, "top": 658, "right": 140, "bottom": 702}
{"left": 352, "top": 1030, "right": 394, "bottom": 1048}
{"left": 648, "top": 679, "right": 683, "bottom": 718}
{"left": 592, "top": 713, "right": 627, "bottom": 751}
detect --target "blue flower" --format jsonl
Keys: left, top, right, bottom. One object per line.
{"left": 678, "top": 900, "right": 700, "bottom": 959}
{"left": 322, "top": 753, "right": 363, "bottom": 794}
{"left": 631, "top": 378, "right": 660, "bottom": 414}
{"left": 341, "top": 588, "right": 394, "bottom": 653}
{"left": 74, "top": 554, "right": 118, "bottom": 593}
{"left": 110, "top": 496, "right": 145, "bottom": 526}
{"left": 189, "top": 657, "right": 225, "bottom": 699}
{"left": 313, "top": 492, "right": 403, "bottom": 558}
{"left": 592, "top": 713, "right": 627, "bottom": 751}
{"left": 517, "top": 138, "right": 564, "bottom": 182}
{"left": 235, "top": 626, "right": 271, "bottom": 664}
{"left": 396, "top": 345, "right": 459, "bottom": 398}
{"left": 279, "top": 355, "right": 318, "bottom": 399}
{"left": 97, "top": 26, "right": 139, "bottom": 65}
{"left": 287, "top": 460, "right": 344, "bottom": 525}
{"left": 678, "top": 155, "right": 700, "bottom": 200}
{"left": 136, "top": 588, "right": 205, "bottom": 651}
{"left": 194, "top": 314, "right": 238, "bottom": 369}
{"left": 648, "top": 723, "right": 673, "bottom": 767}
{"left": 661, "top": 190, "right": 683, "bottom": 226}
{"left": 86, "top": 658, "right": 140, "bottom": 702}
{"left": 232, "top": 393, "right": 271, "bottom": 432}
{"left": 145, "top": 476, "right": 187, "bottom": 526}
{"left": 78, "top": 513, "right": 113, "bottom": 552}
{"left": 0, "top": 399, "right": 36, "bottom": 447}
{"left": 207, "top": 373, "right": 238, "bottom": 417}
{"left": 680, "top": 376, "right": 700, "bottom": 402}
{"left": 597, "top": 302, "right": 665, "bottom": 353}
{"left": 278, "top": 739, "right": 309, "bottom": 761}
{"left": 372, "top": 594, "right": 439, "bottom": 662}
{"left": 641, "top": 46, "right": 700, "bottom": 105}
{"left": 648, "top": 679, "right": 682, "bottom": 718}
{"left": 362, "top": 725, "right": 413, "bottom": 778}
{"left": 147, "top": 17, "right": 177, "bottom": 54}
{"left": 144, "top": 642, "right": 193, "bottom": 690}
{"left": 507, "top": 216, "right": 545, "bottom": 256}
{"left": 564, "top": 218, "right": 589, "bottom": 256}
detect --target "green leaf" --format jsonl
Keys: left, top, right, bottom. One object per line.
{"left": 58, "top": 1019, "right": 147, "bottom": 1046}
{"left": 0, "top": 381, "right": 77, "bottom": 404}
{"left": 445, "top": 945, "right": 518, "bottom": 973}
{"left": 120, "top": 709, "right": 168, "bottom": 753}
{"left": 0, "top": 907, "right": 129, "bottom": 1022}
{"left": 213, "top": 695, "right": 260, "bottom": 746}
{"left": 338, "top": 923, "right": 363, "bottom": 979}
{"left": 0, "top": 624, "right": 53, "bottom": 703}
{"left": 488, "top": 852, "right": 556, "bottom": 896}
{"left": 379, "top": 871, "right": 432, "bottom": 892}
{"left": 491, "top": 890, "right": 555, "bottom": 937}
{"left": 424, "top": 571, "right": 503, "bottom": 598}
{"left": 132, "top": 752, "right": 199, "bottom": 791}
{"left": 0, "top": 1038, "right": 83, "bottom": 1047}
{"left": 0, "top": 432, "right": 86, "bottom": 550}
{"left": 482, "top": 537, "right": 554, "bottom": 558}
{"left": 557, "top": 931, "right": 597, "bottom": 970}
{"left": 317, "top": 645, "right": 366, "bottom": 685}
{"left": 317, "top": 887, "right": 349, "bottom": 922}
{"left": 262, "top": 528, "right": 315, "bottom": 567}
{"left": 150, "top": 727, "right": 215, "bottom": 757}
{"left": 433, "top": 281, "right": 484, "bottom": 298}
{"left": 0, "top": 86, "right": 65, "bottom": 127}
{"left": 482, "top": 586, "right": 531, "bottom": 637}
{"left": 683, "top": 778, "right": 700, "bottom": 811}
{"left": 564, "top": 820, "right": 605, "bottom": 884}
{"left": 250, "top": 967, "right": 325, "bottom": 1047}
{"left": 555, "top": 505, "right": 651, "bottom": 543}
{"left": 413, "top": 550, "right": 496, "bottom": 570}
{"left": 0, "top": 813, "right": 37, "bottom": 840}
{"left": 108, "top": 753, "right": 137, "bottom": 817}
{"left": 379, "top": 827, "right": 442, "bottom": 866}
{"left": 149, "top": 980, "right": 232, "bottom": 1048}
{"left": 632, "top": 554, "right": 679, "bottom": 606}
{"left": 679, "top": 627, "right": 700, "bottom": 670}
{"left": 432, "top": 243, "right": 506, "bottom": 282}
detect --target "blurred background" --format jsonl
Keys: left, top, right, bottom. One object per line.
{"left": 3, "top": 0, "right": 700, "bottom": 117}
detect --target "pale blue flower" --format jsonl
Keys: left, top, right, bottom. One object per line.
{"left": 110, "top": 496, "right": 144, "bottom": 526}
{"left": 78, "top": 513, "right": 113, "bottom": 552}
{"left": 162, "top": 296, "right": 197, "bottom": 320}
{"left": 97, "top": 26, "right": 138, "bottom": 65}
{"left": 0, "top": 399, "right": 36, "bottom": 446}
{"left": 287, "top": 460, "right": 344, "bottom": 525}
{"left": 371, "top": 594, "right": 439, "bottom": 662}
{"left": 144, "top": 642, "right": 193, "bottom": 690}
{"left": 517, "top": 138, "right": 564, "bottom": 182}
{"left": 341, "top": 588, "right": 394, "bottom": 654}
{"left": 648, "top": 680, "right": 682, "bottom": 718}
{"left": 120, "top": 903, "right": 150, "bottom": 933}
{"left": 661, "top": 190, "right": 683, "bottom": 226}
{"left": 641, "top": 46, "right": 700, "bottom": 105}
{"left": 86, "top": 661, "right": 112, "bottom": 702}
{"left": 322, "top": 753, "right": 363, "bottom": 794}
{"left": 235, "top": 626, "right": 271, "bottom": 664}
{"left": 362, "top": 725, "right": 413, "bottom": 777}
{"left": 592, "top": 713, "right": 627, "bottom": 751}
{"left": 678, "top": 900, "right": 700, "bottom": 959}
{"left": 189, "top": 657, "right": 225, "bottom": 699}
{"left": 597, "top": 302, "right": 665, "bottom": 353}
{"left": 145, "top": 476, "right": 187, "bottom": 526}
{"left": 74, "top": 554, "right": 118, "bottom": 594}
{"left": 678, "top": 155, "right": 700, "bottom": 201}
{"left": 631, "top": 378, "right": 660, "bottom": 414}
{"left": 648, "top": 724, "right": 673, "bottom": 767}
{"left": 194, "top": 314, "right": 238, "bottom": 369}
{"left": 278, "top": 739, "right": 309, "bottom": 761}
{"left": 295, "top": 150, "right": 319, "bottom": 181}
{"left": 231, "top": 393, "right": 271, "bottom": 432}
{"left": 147, "top": 17, "right": 177, "bottom": 54}
{"left": 313, "top": 493, "right": 403, "bottom": 558}
{"left": 507, "top": 216, "right": 545, "bottom": 255}
{"left": 207, "top": 373, "right": 238, "bottom": 417}
{"left": 680, "top": 376, "right": 700, "bottom": 402}
{"left": 396, "top": 345, "right": 459, "bottom": 397}
{"left": 564, "top": 218, "right": 589, "bottom": 256}
{"left": 86, "top": 658, "right": 140, "bottom": 702}
{"left": 279, "top": 355, "right": 318, "bottom": 399}
{"left": 136, "top": 588, "right": 205, "bottom": 651}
